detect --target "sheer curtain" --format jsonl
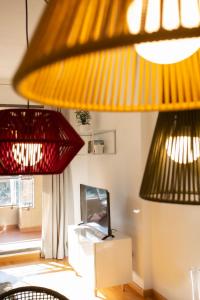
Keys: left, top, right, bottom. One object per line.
{"left": 41, "top": 110, "right": 75, "bottom": 259}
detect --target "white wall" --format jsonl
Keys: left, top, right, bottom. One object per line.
{"left": 70, "top": 110, "right": 200, "bottom": 300}
{"left": 0, "top": 0, "right": 45, "bottom": 81}
{"left": 0, "top": 206, "right": 18, "bottom": 226}
{"left": 0, "top": 0, "right": 45, "bottom": 109}
{"left": 141, "top": 112, "right": 200, "bottom": 300}
{"left": 70, "top": 110, "right": 151, "bottom": 286}
{"left": 150, "top": 203, "right": 200, "bottom": 300}
{"left": 70, "top": 156, "right": 89, "bottom": 223}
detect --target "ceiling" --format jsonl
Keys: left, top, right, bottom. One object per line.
{"left": 0, "top": 0, "right": 45, "bottom": 105}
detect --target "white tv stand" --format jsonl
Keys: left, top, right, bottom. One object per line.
{"left": 67, "top": 225, "right": 132, "bottom": 294}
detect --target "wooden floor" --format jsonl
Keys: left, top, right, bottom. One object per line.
{"left": 0, "top": 228, "right": 41, "bottom": 254}
{"left": 0, "top": 255, "right": 153, "bottom": 300}
{"left": 0, "top": 228, "right": 41, "bottom": 243}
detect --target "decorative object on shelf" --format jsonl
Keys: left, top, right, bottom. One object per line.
{"left": 78, "top": 130, "right": 116, "bottom": 156}
{"left": 140, "top": 110, "right": 200, "bottom": 205}
{"left": 0, "top": 109, "right": 84, "bottom": 175}
{"left": 75, "top": 110, "right": 92, "bottom": 134}
{"left": 13, "top": 0, "right": 200, "bottom": 112}
{"left": 75, "top": 110, "right": 91, "bottom": 126}
{"left": 88, "top": 140, "right": 104, "bottom": 155}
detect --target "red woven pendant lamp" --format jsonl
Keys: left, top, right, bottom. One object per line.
{"left": 0, "top": 1, "right": 83, "bottom": 175}
{"left": 0, "top": 109, "right": 84, "bottom": 175}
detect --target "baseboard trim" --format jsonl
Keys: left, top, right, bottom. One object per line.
{"left": 152, "top": 290, "right": 167, "bottom": 300}
{"left": 2, "top": 224, "right": 18, "bottom": 231}
{"left": 128, "top": 282, "right": 144, "bottom": 297}
{"left": 128, "top": 282, "right": 167, "bottom": 300}
{"left": 19, "top": 226, "right": 41, "bottom": 233}
{"left": 143, "top": 289, "right": 154, "bottom": 298}
{"left": 0, "top": 225, "right": 42, "bottom": 233}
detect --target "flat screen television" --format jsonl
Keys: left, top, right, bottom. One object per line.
{"left": 80, "top": 184, "right": 112, "bottom": 238}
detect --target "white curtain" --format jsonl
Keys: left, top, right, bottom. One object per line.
{"left": 41, "top": 110, "right": 75, "bottom": 259}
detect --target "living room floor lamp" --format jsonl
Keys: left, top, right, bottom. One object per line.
{"left": 13, "top": 0, "right": 200, "bottom": 112}
{"left": 140, "top": 110, "right": 200, "bottom": 204}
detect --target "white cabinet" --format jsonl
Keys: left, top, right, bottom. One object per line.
{"left": 68, "top": 225, "right": 132, "bottom": 291}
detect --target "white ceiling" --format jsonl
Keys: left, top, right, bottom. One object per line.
{"left": 0, "top": 0, "right": 45, "bottom": 105}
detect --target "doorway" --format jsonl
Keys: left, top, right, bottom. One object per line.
{"left": 0, "top": 176, "right": 42, "bottom": 255}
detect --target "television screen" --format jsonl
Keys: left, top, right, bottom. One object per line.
{"left": 80, "top": 184, "right": 112, "bottom": 237}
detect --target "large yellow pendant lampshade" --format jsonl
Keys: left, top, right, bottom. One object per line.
{"left": 13, "top": 0, "right": 200, "bottom": 112}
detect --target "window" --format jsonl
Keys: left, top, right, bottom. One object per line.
{"left": 0, "top": 177, "right": 34, "bottom": 208}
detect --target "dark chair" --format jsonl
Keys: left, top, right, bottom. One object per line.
{"left": 0, "top": 286, "right": 69, "bottom": 300}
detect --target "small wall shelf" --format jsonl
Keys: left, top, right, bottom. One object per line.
{"left": 78, "top": 129, "right": 116, "bottom": 155}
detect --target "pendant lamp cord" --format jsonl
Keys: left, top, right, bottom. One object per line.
{"left": 25, "top": 0, "right": 29, "bottom": 109}
{"left": 24, "top": 0, "right": 48, "bottom": 109}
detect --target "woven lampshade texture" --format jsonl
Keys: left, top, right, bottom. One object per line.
{"left": 140, "top": 110, "right": 200, "bottom": 205}
{"left": 0, "top": 109, "right": 84, "bottom": 175}
{"left": 13, "top": 0, "right": 200, "bottom": 112}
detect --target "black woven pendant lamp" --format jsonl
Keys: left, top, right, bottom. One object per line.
{"left": 140, "top": 110, "right": 200, "bottom": 205}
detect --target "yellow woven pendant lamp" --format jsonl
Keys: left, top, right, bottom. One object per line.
{"left": 13, "top": 0, "right": 200, "bottom": 112}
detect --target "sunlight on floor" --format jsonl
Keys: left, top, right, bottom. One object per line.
{"left": 1, "top": 263, "right": 61, "bottom": 277}
{"left": 0, "top": 262, "right": 108, "bottom": 300}
{"left": 0, "top": 239, "right": 41, "bottom": 252}
{"left": 0, "top": 260, "right": 146, "bottom": 299}
{"left": 97, "top": 292, "right": 106, "bottom": 299}
{"left": 48, "top": 262, "right": 72, "bottom": 269}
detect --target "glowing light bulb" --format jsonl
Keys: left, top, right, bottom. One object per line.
{"left": 127, "top": 0, "right": 200, "bottom": 64}
{"left": 135, "top": 39, "right": 200, "bottom": 64}
{"left": 12, "top": 143, "right": 43, "bottom": 167}
{"left": 165, "top": 136, "right": 200, "bottom": 164}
